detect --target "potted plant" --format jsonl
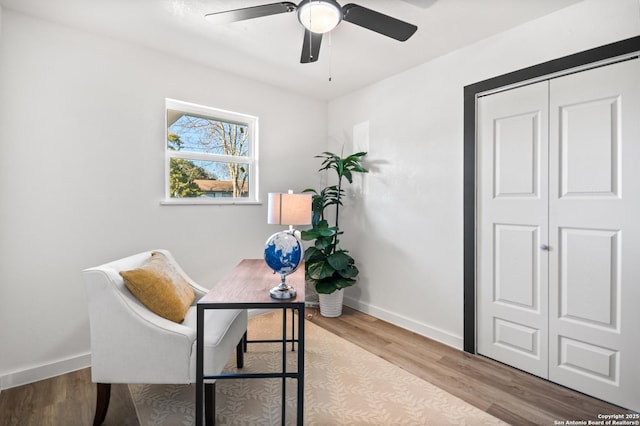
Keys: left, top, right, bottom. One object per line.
{"left": 301, "top": 151, "right": 368, "bottom": 317}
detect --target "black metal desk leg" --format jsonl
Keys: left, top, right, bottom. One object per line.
{"left": 281, "top": 307, "right": 287, "bottom": 425}
{"left": 291, "top": 307, "right": 295, "bottom": 351}
{"left": 196, "top": 306, "right": 205, "bottom": 426}
{"left": 297, "top": 304, "right": 305, "bottom": 425}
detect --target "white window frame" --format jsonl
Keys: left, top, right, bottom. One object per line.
{"left": 163, "top": 98, "right": 260, "bottom": 205}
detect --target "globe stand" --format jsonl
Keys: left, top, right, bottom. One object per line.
{"left": 270, "top": 273, "right": 297, "bottom": 299}
{"left": 264, "top": 229, "right": 303, "bottom": 300}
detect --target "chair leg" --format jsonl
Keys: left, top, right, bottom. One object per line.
{"left": 205, "top": 382, "right": 215, "bottom": 426}
{"left": 93, "top": 383, "right": 111, "bottom": 426}
{"left": 236, "top": 339, "right": 244, "bottom": 368}
{"left": 243, "top": 331, "right": 248, "bottom": 352}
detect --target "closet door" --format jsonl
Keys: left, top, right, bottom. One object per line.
{"left": 477, "top": 81, "right": 550, "bottom": 378}
{"left": 478, "top": 58, "right": 640, "bottom": 411}
{"left": 548, "top": 59, "right": 640, "bottom": 411}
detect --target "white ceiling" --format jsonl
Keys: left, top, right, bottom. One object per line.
{"left": 0, "top": 0, "right": 582, "bottom": 100}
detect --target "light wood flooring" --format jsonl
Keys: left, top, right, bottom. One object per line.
{"left": 0, "top": 307, "right": 633, "bottom": 425}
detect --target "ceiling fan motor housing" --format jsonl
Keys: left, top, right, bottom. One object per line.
{"left": 297, "top": 0, "right": 343, "bottom": 34}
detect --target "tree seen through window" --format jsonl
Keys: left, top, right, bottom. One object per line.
{"left": 166, "top": 103, "right": 255, "bottom": 201}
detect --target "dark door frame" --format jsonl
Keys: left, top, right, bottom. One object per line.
{"left": 463, "top": 36, "right": 640, "bottom": 354}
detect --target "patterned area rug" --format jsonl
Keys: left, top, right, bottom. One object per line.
{"left": 130, "top": 311, "right": 506, "bottom": 425}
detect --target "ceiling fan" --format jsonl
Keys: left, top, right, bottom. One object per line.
{"left": 205, "top": 1, "right": 418, "bottom": 63}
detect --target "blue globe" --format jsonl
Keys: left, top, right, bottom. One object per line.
{"left": 264, "top": 231, "right": 303, "bottom": 276}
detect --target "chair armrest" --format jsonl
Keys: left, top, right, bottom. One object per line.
{"left": 84, "top": 267, "right": 197, "bottom": 384}
{"left": 191, "top": 282, "right": 209, "bottom": 302}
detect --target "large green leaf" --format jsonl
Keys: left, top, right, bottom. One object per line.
{"left": 300, "top": 229, "right": 320, "bottom": 240}
{"left": 301, "top": 220, "right": 336, "bottom": 241}
{"left": 307, "top": 259, "right": 336, "bottom": 280}
{"left": 338, "top": 264, "right": 359, "bottom": 279}
{"left": 327, "top": 251, "right": 353, "bottom": 271}
{"left": 343, "top": 168, "right": 353, "bottom": 183}
{"left": 303, "top": 246, "right": 323, "bottom": 262}
{"left": 333, "top": 276, "right": 356, "bottom": 289}
{"left": 315, "top": 280, "right": 338, "bottom": 294}
{"left": 314, "top": 236, "right": 333, "bottom": 251}
{"left": 313, "top": 275, "right": 357, "bottom": 294}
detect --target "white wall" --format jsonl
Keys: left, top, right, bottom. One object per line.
{"left": 329, "top": 0, "right": 640, "bottom": 348}
{"left": 0, "top": 10, "right": 326, "bottom": 389}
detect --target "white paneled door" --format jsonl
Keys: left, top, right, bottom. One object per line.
{"left": 478, "top": 81, "right": 550, "bottom": 378}
{"left": 477, "top": 59, "right": 640, "bottom": 411}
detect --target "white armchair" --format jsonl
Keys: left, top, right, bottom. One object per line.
{"left": 83, "top": 249, "right": 247, "bottom": 425}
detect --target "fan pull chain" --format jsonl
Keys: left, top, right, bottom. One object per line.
{"left": 309, "top": 26, "right": 314, "bottom": 61}
{"left": 307, "top": 4, "right": 312, "bottom": 61}
{"left": 328, "top": 31, "right": 333, "bottom": 82}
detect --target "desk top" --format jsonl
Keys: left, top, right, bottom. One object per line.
{"left": 199, "top": 259, "right": 305, "bottom": 306}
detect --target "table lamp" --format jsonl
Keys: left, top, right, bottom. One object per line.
{"left": 264, "top": 190, "right": 312, "bottom": 299}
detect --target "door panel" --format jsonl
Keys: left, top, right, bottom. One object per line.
{"left": 548, "top": 59, "right": 640, "bottom": 411}
{"left": 477, "top": 81, "right": 549, "bottom": 378}
{"left": 559, "top": 96, "right": 620, "bottom": 197}
{"left": 559, "top": 227, "right": 619, "bottom": 328}
{"left": 494, "top": 112, "right": 540, "bottom": 197}
{"left": 558, "top": 336, "right": 618, "bottom": 384}
{"left": 494, "top": 317, "right": 540, "bottom": 357}
{"left": 494, "top": 224, "right": 539, "bottom": 310}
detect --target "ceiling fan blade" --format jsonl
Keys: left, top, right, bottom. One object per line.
{"left": 300, "top": 30, "right": 322, "bottom": 63}
{"left": 205, "top": 2, "right": 297, "bottom": 24}
{"left": 342, "top": 3, "right": 417, "bottom": 41}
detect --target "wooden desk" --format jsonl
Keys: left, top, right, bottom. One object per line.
{"left": 195, "top": 259, "right": 305, "bottom": 426}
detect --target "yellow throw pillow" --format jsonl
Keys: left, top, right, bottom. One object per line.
{"left": 120, "top": 251, "right": 195, "bottom": 323}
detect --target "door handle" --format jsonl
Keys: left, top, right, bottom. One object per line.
{"left": 540, "top": 244, "right": 550, "bottom": 251}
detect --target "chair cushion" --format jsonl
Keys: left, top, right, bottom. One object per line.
{"left": 120, "top": 251, "right": 195, "bottom": 323}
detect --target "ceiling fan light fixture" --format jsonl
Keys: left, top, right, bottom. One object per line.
{"left": 297, "top": 0, "right": 342, "bottom": 34}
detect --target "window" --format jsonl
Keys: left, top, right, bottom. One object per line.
{"left": 164, "top": 99, "right": 259, "bottom": 204}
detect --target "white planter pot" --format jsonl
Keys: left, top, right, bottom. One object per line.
{"left": 318, "top": 289, "right": 344, "bottom": 317}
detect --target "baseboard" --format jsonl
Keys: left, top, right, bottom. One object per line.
{"left": 0, "top": 353, "right": 91, "bottom": 392}
{"left": 343, "top": 296, "right": 464, "bottom": 350}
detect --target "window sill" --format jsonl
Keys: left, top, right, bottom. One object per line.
{"left": 160, "top": 199, "right": 262, "bottom": 206}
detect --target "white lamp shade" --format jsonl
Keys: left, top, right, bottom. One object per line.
{"left": 268, "top": 192, "right": 312, "bottom": 226}
{"left": 297, "top": 0, "right": 342, "bottom": 34}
